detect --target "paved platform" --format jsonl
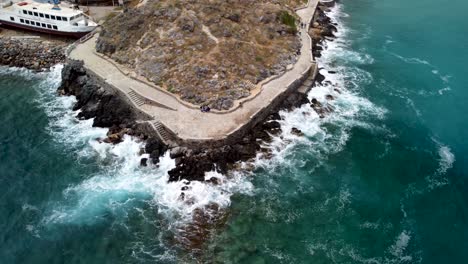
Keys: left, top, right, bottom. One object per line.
{"left": 69, "top": 0, "right": 319, "bottom": 142}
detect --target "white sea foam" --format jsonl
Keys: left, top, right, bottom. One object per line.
{"left": 437, "top": 144, "right": 455, "bottom": 174}
{"left": 422, "top": 139, "right": 455, "bottom": 190}
{"left": 388, "top": 231, "right": 413, "bottom": 262}
{"left": 43, "top": 130, "right": 254, "bottom": 227}
{"left": 253, "top": 4, "right": 386, "bottom": 173}
{"left": 27, "top": 63, "right": 254, "bottom": 261}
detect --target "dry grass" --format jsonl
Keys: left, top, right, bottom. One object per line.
{"left": 97, "top": 0, "right": 303, "bottom": 109}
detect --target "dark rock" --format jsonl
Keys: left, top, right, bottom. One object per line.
{"left": 170, "top": 147, "right": 186, "bottom": 159}
{"left": 140, "top": 158, "right": 148, "bottom": 167}
{"left": 226, "top": 13, "right": 240, "bottom": 23}
{"left": 207, "top": 177, "right": 220, "bottom": 185}
{"left": 315, "top": 71, "right": 326, "bottom": 84}
{"left": 291, "top": 127, "right": 304, "bottom": 136}
{"left": 146, "top": 137, "right": 167, "bottom": 164}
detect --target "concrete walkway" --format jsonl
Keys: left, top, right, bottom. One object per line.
{"left": 69, "top": 0, "right": 319, "bottom": 141}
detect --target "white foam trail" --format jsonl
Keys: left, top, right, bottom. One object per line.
{"left": 422, "top": 138, "right": 455, "bottom": 190}
{"left": 389, "top": 52, "right": 432, "bottom": 66}
{"left": 388, "top": 231, "right": 413, "bottom": 262}
{"left": 437, "top": 145, "right": 455, "bottom": 175}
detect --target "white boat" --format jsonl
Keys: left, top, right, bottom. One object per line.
{"left": 0, "top": 0, "right": 98, "bottom": 38}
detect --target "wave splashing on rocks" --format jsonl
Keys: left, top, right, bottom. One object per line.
{"left": 29, "top": 65, "right": 254, "bottom": 261}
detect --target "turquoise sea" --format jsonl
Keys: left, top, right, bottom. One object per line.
{"left": 1, "top": 0, "right": 467, "bottom": 263}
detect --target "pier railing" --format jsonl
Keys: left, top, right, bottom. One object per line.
{"left": 65, "top": 27, "right": 100, "bottom": 57}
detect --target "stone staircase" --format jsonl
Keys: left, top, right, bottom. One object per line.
{"left": 152, "top": 120, "right": 175, "bottom": 144}
{"left": 127, "top": 90, "right": 145, "bottom": 107}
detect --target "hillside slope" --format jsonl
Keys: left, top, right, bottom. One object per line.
{"left": 96, "top": 0, "right": 305, "bottom": 109}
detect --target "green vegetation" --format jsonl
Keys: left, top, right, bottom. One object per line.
{"left": 278, "top": 11, "right": 297, "bottom": 33}
{"left": 167, "top": 85, "right": 176, "bottom": 93}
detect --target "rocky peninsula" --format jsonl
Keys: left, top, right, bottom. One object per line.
{"left": 0, "top": 0, "right": 339, "bottom": 253}
{"left": 0, "top": 0, "right": 338, "bottom": 184}
{"left": 57, "top": 1, "right": 338, "bottom": 183}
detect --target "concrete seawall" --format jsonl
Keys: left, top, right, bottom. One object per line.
{"left": 181, "top": 64, "right": 318, "bottom": 149}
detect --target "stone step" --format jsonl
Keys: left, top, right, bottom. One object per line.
{"left": 128, "top": 91, "right": 145, "bottom": 106}
{"left": 151, "top": 121, "right": 172, "bottom": 142}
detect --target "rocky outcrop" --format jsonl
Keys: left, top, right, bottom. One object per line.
{"left": 309, "top": 2, "right": 338, "bottom": 58}
{"left": 58, "top": 60, "right": 167, "bottom": 160}
{"left": 0, "top": 38, "right": 66, "bottom": 71}
{"left": 59, "top": 60, "right": 137, "bottom": 127}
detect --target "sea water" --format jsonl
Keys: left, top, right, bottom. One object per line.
{"left": 1, "top": 0, "right": 467, "bottom": 263}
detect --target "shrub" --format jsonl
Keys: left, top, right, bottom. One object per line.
{"left": 278, "top": 11, "right": 297, "bottom": 34}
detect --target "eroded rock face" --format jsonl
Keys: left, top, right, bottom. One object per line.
{"left": 59, "top": 60, "right": 137, "bottom": 127}
{"left": 59, "top": 60, "right": 167, "bottom": 164}
{"left": 96, "top": 0, "right": 304, "bottom": 110}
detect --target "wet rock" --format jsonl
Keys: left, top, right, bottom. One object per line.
{"left": 207, "top": 177, "right": 220, "bottom": 185}
{"left": 146, "top": 137, "right": 167, "bottom": 164}
{"left": 104, "top": 133, "right": 123, "bottom": 144}
{"left": 170, "top": 146, "right": 186, "bottom": 159}
{"left": 140, "top": 158, "right": 148, "bottom": 167}
{"left": 291, "top": 127, "right": 304, "bottom": 136}
{"left": 311, "top": 98, "right": 326, "bottom": 118}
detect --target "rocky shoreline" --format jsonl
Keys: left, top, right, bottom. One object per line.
{"left": 0, "top": 1, "right": 338, "bottom": 186}
{"left": 58, "top": 60, "right": 310, "bottom": 183}
{"left": 310, "top": 2, "right": 338, "bottom": 59}
{"left": 1, "top": 2, "right": 338, "bottom": 254}
{"left": 56, "top": 2, "right": 339, "bottom": 186}
{"left": 0, "top": 37, "right": 67, "bottom": 71}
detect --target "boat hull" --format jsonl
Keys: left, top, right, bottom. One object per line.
{"left": 0, "top": 19, "right": 91, "bottom": 38}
